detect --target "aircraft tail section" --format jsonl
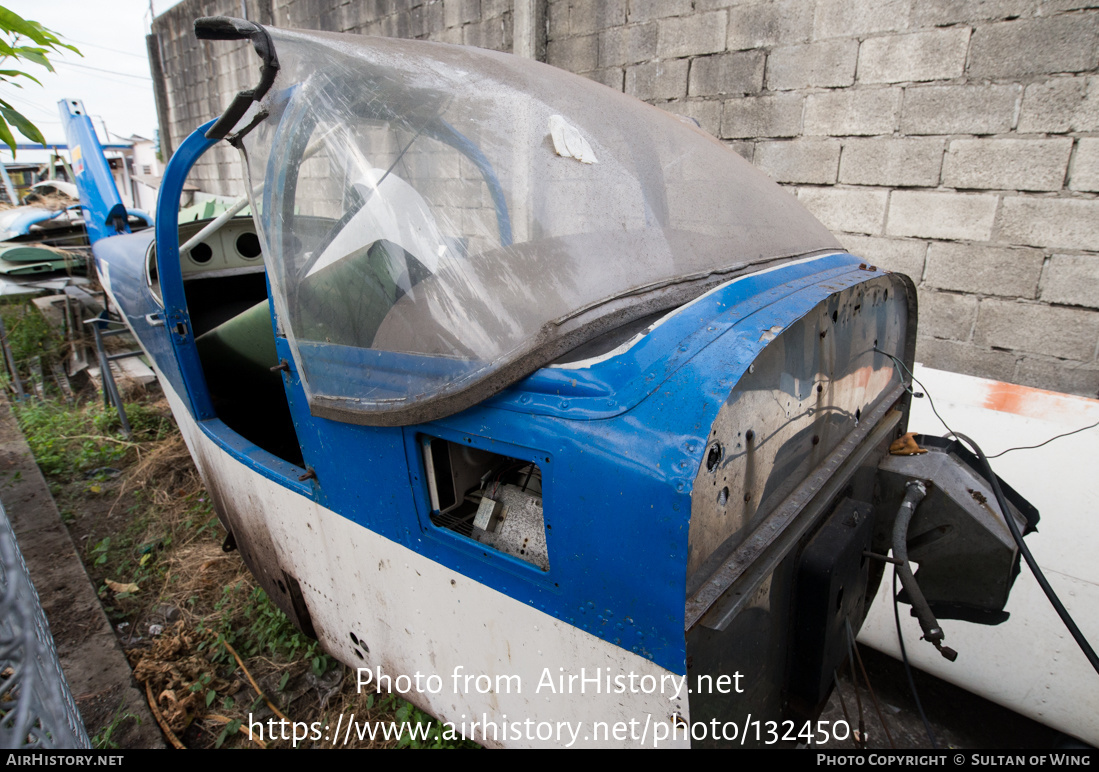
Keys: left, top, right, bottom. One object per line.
{"left": 58, "top": 99, "right": 129, "bottom": 244}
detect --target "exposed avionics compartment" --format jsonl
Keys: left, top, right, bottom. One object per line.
{"left": 72, "top": 16, "right": 1038, "bottom": 746}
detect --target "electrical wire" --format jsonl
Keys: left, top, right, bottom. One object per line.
{"left": 950, "top": 430, "right": 1099, "bottom": 677}
{"left": 846, "top": 618, "right": 896, "bottom": 749}
{"left": 0, "top": 93, "right": 63, "bottom": 124}
{"left": 876, "top": 346, "right": 1099, "bottom": 675}
{"left": 893, "top": 568, "right": 939, "bottom": 749}
{"left": 876, "top": 352, "right": 1099, "bottom": 746}
{"left": 831, "top": 669, "right": 860, "bottom": 750}
{"left": 876, "top": 347, "right": 1099, "bottom": 459}
{"left": 874, "top": 349, "right": 957, "bottom": 439}
{"left": 53, "top": 60, "right": 152, "bottom": 81}
{"left": 985, "top": 418, "right": 1099, "bottom": 458}
{"left": 844, "top": 628, "right": 868, "bottom": 747}
{"left": 62, "top": 38, "right": 148, "bottom": 59}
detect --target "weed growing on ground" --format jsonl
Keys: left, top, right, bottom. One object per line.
{"left": 0, "top": 299, "right": 60, "bottom": 368}
{"left": 15, "top": 383, "right": 470, "bottom": 748}
{"left": 91, "top": 703, "right": 140, "bottom": 750}
{"left": 212, "top": 584, "right": 333, "bottom": 676}
{"left": 14, "top": 400, "right": 131, "bottom": 478}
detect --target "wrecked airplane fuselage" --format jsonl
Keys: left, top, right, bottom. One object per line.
{"left": 69, "top": 18, "right": 1036, "bottom": 747}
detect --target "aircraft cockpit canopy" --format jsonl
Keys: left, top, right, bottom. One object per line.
{"left": 236, "top": 27, "right": 840, "bottom": 425}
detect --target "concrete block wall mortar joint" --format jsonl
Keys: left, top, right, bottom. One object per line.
{"left": 967, "top": 293, "right": 979, "bottom": 342}
{"left": 989, "top": 193, "right": 1006, "bottom": 246}
{"left": 1036, "top": 254, "right": 1053, "bottom": 302}
{"left": 882, "top": 188, "right": 893, "bottom": 236}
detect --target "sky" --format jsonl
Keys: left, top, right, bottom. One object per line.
{"left": 1, "top": 0, "right": 186, "bottom": 155}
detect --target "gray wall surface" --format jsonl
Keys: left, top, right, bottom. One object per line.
{"left": 150, "top": 0, "right": 1099, "bottom": 398}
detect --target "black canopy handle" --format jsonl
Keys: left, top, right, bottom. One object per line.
{"left": 194, "top": 16, "right": 280, "bottom": 140}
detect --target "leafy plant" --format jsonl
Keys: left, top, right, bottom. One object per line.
{"left": 0, "top": 6, "right": 80, "bottom": 155}
{"left": 89, "top": 536, "right": 110, "bottom": 566}
{"left": 14, "top": 399, "right": 130, "bottom": 479}
{"left": 208, "top": 583, "right": 335, "bottom": 684}
{"left": 0, "top": 301, "right": 60, "bottom": 377}
{"left": 91, "top": 703, "right": 139, "bottom": 750}
{"left": 373, "top": 693, "right": 476, "bottom": 749}
{"left": 122, "top": 402, "right": 176, "bottom": 441}
{"left": 215, "top": 718, "right": 241, "bottom": 749}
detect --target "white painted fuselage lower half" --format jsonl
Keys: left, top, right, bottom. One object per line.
{"left": 159, "top": 382, "right": 690, "bottom": 748}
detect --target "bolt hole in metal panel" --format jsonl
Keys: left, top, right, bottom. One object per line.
{"left": 685, "top": 275, "right": 910, "bottom": 744}
{"left": 687, "top": 278, "right": 906, "bottom": 596}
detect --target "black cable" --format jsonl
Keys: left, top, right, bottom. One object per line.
{"left": 949, "top": 431, "right": 1099, "bottom": 677}
{"left": 876, "top": 347, "right": 1099, "bottom": 459}
{"left": 986, "top": 418, "right": 1099, "bottom": 459}
{"left": 831, "top": 669, "right": 859, "bottom": 749}
{"left": 893, "top": 568, "right": 939, "bottom": 749}
{"left": 846, "top": 618, "right": 896, "bottom": 749}
{"left": 843, "top": 624, "right": 867, "bottom": 747}
{"left": 877, "top": 345, "right": 1099, "bottom": 675}
{"left": 874, "top": 348, "right": 957, "bottom": 439}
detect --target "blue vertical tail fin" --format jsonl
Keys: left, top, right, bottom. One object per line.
{"left": 57, "top": 99, "right": 130, "bottom": 244}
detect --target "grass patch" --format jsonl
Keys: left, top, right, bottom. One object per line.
{"left": 15, "top": 399, "right": 131, "bottom": 478}
{"left": 15, "top": 385, "right": 471, "bottom": 749}
{"left": 6, "top": 295, "right": 473, "bottom": 748}
{"left": 92, "top": 703, "right": 141, "bottom": 750}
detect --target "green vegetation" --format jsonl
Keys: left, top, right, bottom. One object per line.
{"left": 0, "top": 300, "right": 58, "bottom": 362}
{"left": 1, "top": 299, "right": 64, "bottom": 403}
{"left": 15, "top": 400, "right": 130, "bottom": 477}
{"left": 91, "top": 704, "right": 140, "bottom": 750}
{"left": 2, "top": 299, "right": 171, "bottom": 480}
{"left": 6, "top": 297, "right": 474, "bottom": 748}
{"left": 0, "top": 6, "right": 80, "bottom": 156}
{"left": 215, "top": 584, "right": 334, "bottom": 677}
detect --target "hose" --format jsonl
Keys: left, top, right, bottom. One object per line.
{"left": 892, "top": 479, "right": 958, "bottom": 662}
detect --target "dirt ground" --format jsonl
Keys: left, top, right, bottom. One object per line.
{"left": 0, "top": 391, "right": 162, "bottom": 748}
{"left": 2, "top": 382, "right": 451, "bottom": 749}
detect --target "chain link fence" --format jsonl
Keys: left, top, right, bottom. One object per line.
{"left": 0, "top": 500, "right": 90, "bottom": 749}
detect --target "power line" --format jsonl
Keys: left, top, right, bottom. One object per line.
{"left": 46, "top": 66, "right": 155, "bottom": 92}
{"left": 53, "top": 60, "right": 152, "bottom": 81}
{"left": 62, "top": 39, "right": 147, "bottom": 60}
{"left": 0, "top": 93, "right": 59, "bottom": 121}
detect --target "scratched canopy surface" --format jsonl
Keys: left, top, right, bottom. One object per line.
{"left": 240, "top": 28, "right": 840, "bottom": 425}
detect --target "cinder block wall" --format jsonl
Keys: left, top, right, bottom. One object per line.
{"left": 151, "top": 0, "right": 514, "bottom": 197}
{"left": 151, "top": 0, "right": 1099, "bottom": 398}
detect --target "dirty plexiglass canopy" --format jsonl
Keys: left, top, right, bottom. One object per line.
{"left": 233, "top": 26, "right": 840, "bottom": 425}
